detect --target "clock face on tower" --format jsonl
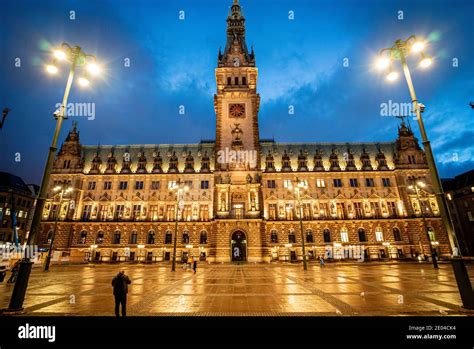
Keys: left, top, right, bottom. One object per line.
{"left": 229, "top": 103, "right": 246, "bottom": 118}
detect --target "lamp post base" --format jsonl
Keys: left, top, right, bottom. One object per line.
{"left": 7, "top": 259, "right": 33, "bottom": 312}
{"left": 450, "top": 258, "right": 474, "bottom": 309}
{"left": 44, "top": 256, "right": 52, "bottom": 271}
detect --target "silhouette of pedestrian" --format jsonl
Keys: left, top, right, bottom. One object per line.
{"left": 319, "top": 256, "right": 325, "bottom": 267}
{"left": 193, "top": 259, "right": 197, "bottom": 274}
{"left": 112, "top": 270, "right": 131, "bottom": 317}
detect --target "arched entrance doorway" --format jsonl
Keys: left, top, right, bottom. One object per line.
{"left": 231, "top": 231, "right": 247, "bottom": 262}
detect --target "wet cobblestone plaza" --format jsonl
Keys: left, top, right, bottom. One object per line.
{"left": 1, "top": 262, "right": 473, "bottom": 316}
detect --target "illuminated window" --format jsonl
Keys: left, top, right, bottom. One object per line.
{"left": 375, "top": 229, "right": 384, "bottom": 242}
{"left": 316, "top": 179, "right": 326, "bottom": 188}
{"left": 341, "top": 230, "right": 349, "bottom": 243}
{"left": 427, "top": 227, "right": 435, "bottom": 241}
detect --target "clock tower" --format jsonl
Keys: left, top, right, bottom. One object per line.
{"left": 214, "top": 0, "right": 260, "bottom": 171}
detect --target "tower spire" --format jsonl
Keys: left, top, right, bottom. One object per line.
{"left": 218, "top": 0, "right": 255, "bottom": 67}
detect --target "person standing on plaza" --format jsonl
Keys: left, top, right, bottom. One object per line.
{"left": 112, "top": 269, "right": 131, "bottom": 317}
{"left": 193, "top": 258, "right": 197, "bottom": 274}
{"left": 319, "top": 256, "right": 325, "bottom": 267}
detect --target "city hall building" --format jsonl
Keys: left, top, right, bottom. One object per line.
{"left": 38, "top": 0, "right": 450, "bottom": 264}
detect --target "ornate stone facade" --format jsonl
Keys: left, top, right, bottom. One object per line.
{"left": 38, "top": 0, "right": 450, "bottom": 264}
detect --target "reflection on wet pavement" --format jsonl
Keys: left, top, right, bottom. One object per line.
{"left": 0, "top": 262, "right": 472, "bottom": 316}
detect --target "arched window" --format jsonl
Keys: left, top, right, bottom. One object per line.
{"left": 288, "top": 229, "right": 296, "bottom": 243}
{"left": 147, "top": 230, "right": 155, "bottom": 244}
{"left": 200, "top": 231, "right": 207, "bottom": 244}
{"left": 227, "top": 77, "right": 231, "bottom": 85}
{"left": 46, "top": 230, "right": 53, "bottom": 244}
{"left": 129, "top": 231, "right": 138, "bottom": 244}
{"left": 427, "top": 227, "right": 435, "bottom": 241}
{"left": 393, "top": 227, "right": 402, "bottom": 241}
{"left": 79, "top": 231, "right": 87, "bottom": 244}
{"left": 270, "top": 229, "right": 278, "bottom": 243}
{"left": 242, "top": 76, "right": 247, "bottom": 85}
{"left": 234, "top": 76, "right": 239, "bottom": 85}
{"left": 358, "top": 228, "right": 367, "bottom": 242}
{"left": 96, "top": 231, "right": 104, "bottom": 244}
{"left": 113, "top": 231, "right": 121, "bottom": 244}
{"left": 165, "top": 230, "right": 172, "bottom": 244}
{"left": 306, "top": 229, "right": 314, "bottom": 243}
{"left": 182, "top": 231, "right": 190, "bottom": 244}
{"left": 323, "top": 229, "right": 331, "bottom": 243}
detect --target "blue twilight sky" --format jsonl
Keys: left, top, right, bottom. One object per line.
{"left": 0, "top": 0, "right": 473, "bottom": 185}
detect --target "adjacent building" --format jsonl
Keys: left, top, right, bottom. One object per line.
{"left": 0, "top": 172, "right": 36, "bottom": 245}
{"left": 38, "top": 0, "right": 451, "bottom": 264}
{"left": 443, "top": 170, "right": 474, "bottom": 256}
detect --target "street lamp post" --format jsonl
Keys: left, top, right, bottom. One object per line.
{"left": 44, "top": 185, "right": 73, "bottom": 271}
{"left": 290, "top": 178, "right": 308, "bottom": 271}
{"left": 375, "top": 35, "right": 474, "bottom": 309}
{"left": 5, "top": 43, "right": 102, "bottom": 312}
{"left": 171, "top": 180, "right": 189, "bottom": 272}
{"left": 408, "top": 181, "right": 439, "bottom": 269}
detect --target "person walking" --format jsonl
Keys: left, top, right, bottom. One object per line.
{"left": 193, "top": 258, "right": 197, "bottom": 274}
{"left": 112, "top": 270, "right": 131, "bottom": 317}
{"left": 319, "top": 256, "right": 325, "bottom": 267}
